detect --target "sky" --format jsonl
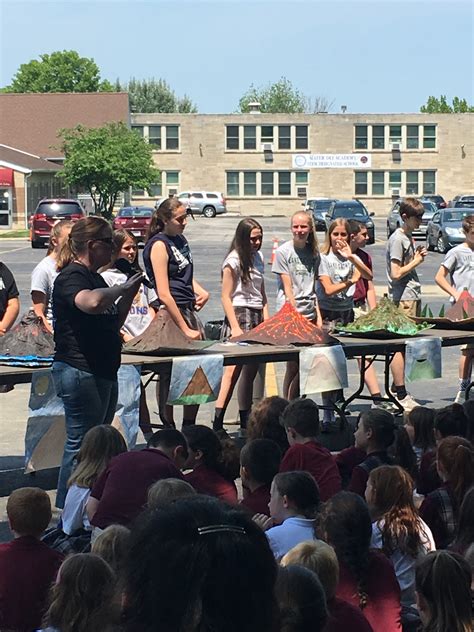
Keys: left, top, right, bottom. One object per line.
{"left": 0, "top": 0, "right": 473, "bottom": 114}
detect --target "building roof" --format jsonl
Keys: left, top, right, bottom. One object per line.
{"left": 0, "top": 144, "right": 62, "bottom": 172}
{"left": 0, "top": 92, "right": 130, "bottom": 159}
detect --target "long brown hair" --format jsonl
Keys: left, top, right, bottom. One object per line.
{"left": 368, "top": 465, "right": 428, "bottom": 558}
{"left": 56, "top": 216, "right": 112, "bottom": 270}
{"left": 247, "top": 395, "right": 290, "bottom": 454}
{"left": 437, "top": 436, "right": 474, "bottom": 507}
{"left": 227, "top": 217, "right": 263, "bottom": 283}
{"left": 147, "top": 197, "right": 184, "bottom": 240}
{"left": 292, "top": 210, "right": 319, "bottom": 257}
{"left": 320, "top": 218, "right": 350, "bottom": 255}
{"left": 47, "top": 220, "right": 73, "bottom": 256}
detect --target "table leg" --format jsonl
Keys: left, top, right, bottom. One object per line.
{"left": 342, "top": 354, "right": 370, "bottom": 411}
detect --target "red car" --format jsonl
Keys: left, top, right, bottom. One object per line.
{"left": 30, "top": 199, "right": 85, "bottom": 248}
{"left": 112, "top": 206, "right": 154, "bottom": 243}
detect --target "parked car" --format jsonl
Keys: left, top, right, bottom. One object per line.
{"left": 112, "top": 206, "right": 154, "bottom": 243}
{"left": 426, "top": 208, "right": 474, "bottom": 253}
{"left": 325, "top": 200, "right": 375, "bottom": 244}
{"left": 450, "top": 195, "right": 474, "bottom": 208}
{"left": 422, "top": 194, "right": 447, "bottom": 209}
{"left": 177, "top": 191, "right": 226, "bottom": 218}
{"left": 30, "top": 198, "right": 85, "bottom": 248}
{"left": 386, "top": 198, "right": 437, "bottom": 239}
{"left": 302, "top": 198, "right": 338, "bottom": 230}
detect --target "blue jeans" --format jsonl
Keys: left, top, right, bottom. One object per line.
{"left": 52, "top": 361, "right": 118, "bottom": 508}
{"left": 115, "top": 364, "right": 142, "bottom": 449}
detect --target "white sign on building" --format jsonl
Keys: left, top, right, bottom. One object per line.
{"left": 292, "top": 154, "right": 372, "bottom": 169}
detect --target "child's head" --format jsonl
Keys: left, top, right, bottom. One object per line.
{"left": 147, "top": 478, "right": 196, "bottom": 510}
{"left": 354, "top": 408, "right": 395, "bottom": 451}
{"left": 240, "top": 439, "right": 281, "bottom": 488}
{"left": 47, "top": 220, "right": 73, "bottom": 255}
{"left": 436, "top": 436, "right": 473, "bottom": 506}
{"left": 91, "top": 524, "right": 130, "bottom": 575}
{"left": 415, "top": 550, "right": 472, "bottom": 632}
{"left": 44, "top": 553, "right": 116, "bottom": 632}
{"left": 7, "top": 487, "right": 51, "bottom": 538}
{"left": 280, "top": 398, "right": 320, "bottom": 444}
{"left": 247, "top": 396, "right": 290, "bottom": 454}
{"left": 182, "top": 425, "right": 240, "bottom": 481}
{"left": 269, "top": 471, "right": 320, "bottom": 522}
{"left": 322, "top": 218, "right": 350, "bottom": 254}
{"left": 406, "top": 406, "right": 436, "bottom": 452}
{"left": 291, "top": 211, "right": 319, "bottom": 256}
{"left": 434, "top": 403, "right": 468, "bottom": 440}
{"left": 68, "top": 424, "right": 127, "bottom": 489}
{"left": 275, "top": 565, "right": 328, "bottom": 632}
{"left": 148, "top": 428, "right": 189, "bottom": 470}
{"left": 347, "top": 219, "right": 369, "bottom": 250}
{"left": 281, "top": 540, "right": 339, "bottom": 602}
{"left": 399, "top": 197, "right": 425, "bottom": 231}
{"left": 461, "top": 214, "right": 474, "bottom": 245}
{"left": 228, "top": 217, "right": 263, "bottom": 283}
{"left": 453, "top": 486, "right": 474, "bottom": 555}
{"left": 366, "top": 465, "right": 414, "bottom": 513}
{"left": 112, "top": 229, "right": 138, "bottom": 265}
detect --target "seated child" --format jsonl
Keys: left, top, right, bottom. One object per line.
{"left": 255, "top": 470, "right": 320, "bottom": 560}
{"left": 0, "top": 487, "right": 63, "bottom": 631}
{"left": 275, "top": 565, "right": 328, "bottom": 632}
{"left": 281, "top": 540, "right": 374, "bottom": 632}
{"left": 240, "top": 439, "right": 282, "bottom": 516}
{"left": 247, "top": 395, "right": 290, "bottom": 455}
{"left": 279, "top": 398, "right": 341, "bottom": 501}
{"left": 404, "top": 406, "right": 436, "bottom": 467}
{"left": 147, "top": 478, "right": 196, "bottom": 510}
{"left": 91, "top": 524, "right": 131, "bottom": 576}
{"left": 182, "top": 425, "right": 239, "bottom": 504}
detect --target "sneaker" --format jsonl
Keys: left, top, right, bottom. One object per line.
{"left": 371, "top": 400, "right": 399, "bottom": 413}
{"left": 454, "top": 390, "right": 466, "bottom": 404}
{"left": 396, "top": 394, "right": 421, "bottom": 412}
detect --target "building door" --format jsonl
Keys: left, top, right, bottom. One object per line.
{"left": 0, "top": 188, "right": 11, "bottom": 228}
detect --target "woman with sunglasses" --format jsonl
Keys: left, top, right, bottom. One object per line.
{"left": 143, "top": 198, "right": 209, "bottom": 427}
{"left": 52, "top": 217, "right": 143, "bottom": 509}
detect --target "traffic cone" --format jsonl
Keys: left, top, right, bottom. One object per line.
{"left": 269, "top": 237, "right": 279, "bottom": 264}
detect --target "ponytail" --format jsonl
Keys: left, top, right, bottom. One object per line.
{"left": 437, "top": 436, "right": 474, "bottom": 507}
{"left": 56, "top": 217, "right": 111, "bottom": 271}
{"left": 147, "top": 198, "right": 183, "bottom": 240}
{"left": 181, "top": 425, "right": 240, "bottom": 483}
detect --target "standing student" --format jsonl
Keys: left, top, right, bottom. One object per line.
{"left": 143, "top": 198, "right": 209, "bottom": 427}
{"left": 0, "top": 259, "right": 19, "bottom": 336}
{"left": 272, "top": 210, "right": 322, "bottom": 399}
{"left": 213, "top": 218, "right": 268, "bottom": 431}
{"left": 31, "top": 221, "right": 73, "bottom": 333}
{"left": 315, "top": 219, "right": 364, "bottom": 424}
{"left": 386, "top": 197, "right": 427, "bottom": 411}
{"left": 435, "top": 214, "right": 474, "bottom": 404}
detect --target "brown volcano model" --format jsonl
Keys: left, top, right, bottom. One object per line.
{"left": 230, "top": 303, "right": 333, "bottom": 346}
{"left": 123, "top": 310, "right": 213, "bottom": 355}
{"left": 445, "top": 290, "right": 474, "bottom": 321}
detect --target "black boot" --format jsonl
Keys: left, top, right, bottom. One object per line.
{"left": 213, "top": 408, "right": 225, "bottom": 432}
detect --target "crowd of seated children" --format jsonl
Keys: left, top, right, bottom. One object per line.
{"left": 254, "top": 470, "right": 320, "bottom": 560}
{"left": 281, "top": 540, "right": 374, "bottom": 632}
{"left": 240, "top": 438, "right": 282, "bottom": 516}
{"left": 449, "top": 485, "right": 474, "bottom": 556}
{"left": 275, "top": 564, "right": 328, "bottom": 632}
{"left": 91, "top": 524, "right": 131, "bottom": 576}
{"left": 279, "top": 398, "right": 341, "bottom": 501}
{"left": 246, "top": 395, "right": 290, "bottom": 455}
{"left": 146, "top": 477, "right": 196, "bottom": 509}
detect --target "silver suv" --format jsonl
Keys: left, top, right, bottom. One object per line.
{"left": 386, "top": 198, "right": 437, "bottom": 239}
{"left": 178, "top": 191, "right": 227, "bottom": 218}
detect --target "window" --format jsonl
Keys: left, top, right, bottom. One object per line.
{"left": 131, "top": 186, "right": 145, "bottom": 196}
{"left": 423, "top": 125, "right": 436, "bottom": 149}
{"left": 244, "top": 172, "right": 257, "bottom": 195}
{"left": 372, "top": 125, "right": 385, "bottom": 149}
{"left": 355, "top": 125, "right": 368, "bottom": 150}
{"left": 407, "top": 125, "right": 419, "bottom": 149}
{"left": 131, "top": 125, "right": 144, "bottom": 137}
{"left": 191, "top": 192, "right": 204, "bottom": 199}
{"left": 389, "top": 171, "right": 402, "bottom": 190}
{"left": 261, "top": 172, "right": 274, "bottom": 195}
{"left": 406, "top": 171, "right": 419, "bottom": 195}
{"left": 355, "top": 172, "right": 368, "bottom": 195}
{"left": 226, "top": 172, "right": 240, "bottom": 196}
{"left": 149, "top": 182, "right": 162, "bottom": 196}
{"left": 295, "top": 125, "right": 308, "bottom": 149}
{"left": 166, "top": 171, "right": 179, "bottom": 186}
{"left": 278, "top": 172, "right": 291, "bottom": 195}
{"left": 261, "top": 125, "right": 274, "bottom": 143}
{"left": 423, "top": 170, "right": 436, "bottom": 195}
{"left": 243, "top": 126, "right": 256, "bottom": 150}
{"left": 166, "top": 125, "right": 179, "bottom": 150}
{"left": 226, "top": 126, "right": 239, "bottom": 150}
{"left": 278, "top": 125, "right": 291, "bottom": 149}
{"left": 148, "top": 125, "right": 161, "bottom": 148}
{"left": 295, "top": 171, "right": 308, "bottom": 185}
{"left": 372, "top": 172, "right": 384, "bottom": 195}
{"left": 389, "top": 125, "right": 402, "bottom": 143}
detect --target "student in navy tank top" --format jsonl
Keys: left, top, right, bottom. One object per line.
{"left": 143, "top": 198, "right": 209, "bottom": 427}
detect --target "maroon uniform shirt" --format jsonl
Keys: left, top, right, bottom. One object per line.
{"left": 240, "top": 484, "right": 271, "bottom": 516}
{"left": 325, "top": 596, "right": 374, "bottom": 632}
{"left": 185, "top": 465, "right": 238, "bottom": 504}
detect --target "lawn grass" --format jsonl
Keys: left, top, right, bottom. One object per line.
{"left": 0, "top": 230, "right": 29, "bottom": 238}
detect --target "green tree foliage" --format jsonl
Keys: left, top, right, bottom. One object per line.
{"left": 239, "top": 77, "right": 334, "bottom": 114}
{"left": 1, "top": 50, "right": 113, "bottom": 93}
{"left": 420, "top": 95, "right": 474, "bottom": 113}
{"left": 115, "top": 78, "right": 197, "bottom": 113}
{"left": 59, "top": 122, "right": 159, "bottom": 219}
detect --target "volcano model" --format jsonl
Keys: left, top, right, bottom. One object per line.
{"left": 445, "top": 290, "right": 474, "bottom": 321}
{"left": 230, "top": 303, "right": 333, "bottom": 346}
{"left": 0, "top": 310, "right": 54, "bottom": 358}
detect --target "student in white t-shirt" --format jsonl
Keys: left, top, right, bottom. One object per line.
{"left": 272, "top": 210, "right": 322, "bottom": 399}
{"left": 213, "top": 218, "right": 269, "bottom": 431}
{"left": 435, "top": 214, "right": 474, "bottom": 403}
{"left": 30, "top": 220, "right": 73, "bottom": 332}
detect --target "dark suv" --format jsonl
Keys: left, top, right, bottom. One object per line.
{"left": 30, "top": 199, "right": 85, "bottom": 248}
{"left": 422, "top": 194, "right": 447, "bottom": 209}
{"left": 325, "top": 200, "right": 375, "bottom": 244}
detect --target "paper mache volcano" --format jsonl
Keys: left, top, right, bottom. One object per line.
{"left": 123, "top": 310, "right": 214, "bottom": 355}
{"left": 413, "top": 291, "right": 474, "bottom": 330}
{"left": 0, "top": 311, "right": 54, "bottom": 365}
{"left": 230, "top": 303, "right": 334, "bottom": 346}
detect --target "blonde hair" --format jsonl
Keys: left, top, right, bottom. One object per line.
{"left": 57, "top": 216, "right": 112, "bottom": 270}
{"left": 147, "top": 478, "right": 196, "bottom": 509}
{"left": 291, "top": 210, "right": 319, "bottom": 257}
{"left": 280, "top": 540, "right": 339, "bottom": 600}
{"left": 47, "top": 220, "right": 73, "bottom": 255}
{"left": 91, "top": 524, "right": 130, "bottom": 575}
{"left": 320, "top": 218, "right": 350, "bottom": 255}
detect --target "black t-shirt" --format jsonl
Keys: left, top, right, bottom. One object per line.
{"left": 52, "top": 263, "right": 121, "bottom": 379}
{"left": 0, "top": 263, "right": 19, "bottom": 320}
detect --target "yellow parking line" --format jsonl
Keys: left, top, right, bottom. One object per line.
{"left": 265, "top": 362, "right": 279, "bottom": 396}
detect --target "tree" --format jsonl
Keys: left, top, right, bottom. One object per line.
{"left": 420, "top": 95, "right": 474, "bottom": 113}
{"left": 115, "top": 78, "right": 197, "bottom": 113}
{"left": 238, "top": 77, "right": 334, "bottom": 113}
{"left": 1, "top": 50, "right": 113, "bottom": 93}
{"left": 59, "top": 122, "right": 159, "bottom": 219}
